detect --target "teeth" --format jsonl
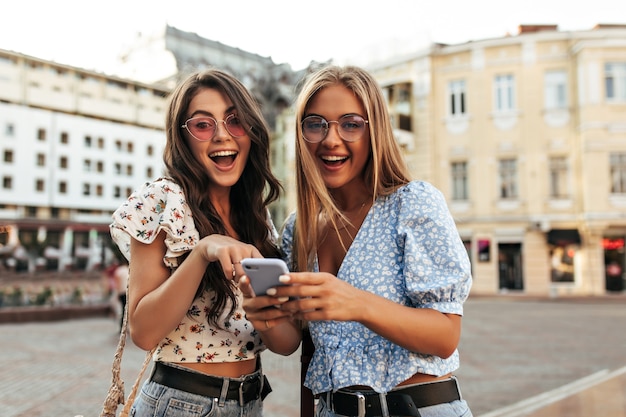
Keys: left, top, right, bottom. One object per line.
{"left": 210, "top": 150, "right": 237, "bottom": 158}
{"left": 321, "top": 155, "right": 347, "bottom": 162}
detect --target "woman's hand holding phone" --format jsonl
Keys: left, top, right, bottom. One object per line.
{"left": 239, "top": 258, "right": 293, "bottom": 329}
{"left": 240, "top": 258, "right": 289, "bottom": 296}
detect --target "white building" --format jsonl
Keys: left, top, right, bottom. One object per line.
{"left": 0, "top": 49, "right": 168, "bottom": 272}
{"left": 0, "top": 25, "right": 301, "bottom": 274}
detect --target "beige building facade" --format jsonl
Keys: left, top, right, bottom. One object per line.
{"left": 370, "top": 25, "right": 626, "bottom": 296}
{"left": 2, "top": 24, "right": 625, "bottom": 297}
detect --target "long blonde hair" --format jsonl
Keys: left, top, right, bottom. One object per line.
{"left": 291, "top": 65, "right": 411, "bottom": 272}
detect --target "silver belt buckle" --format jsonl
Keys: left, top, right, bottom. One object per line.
{"left": 238, "top": 380, "right": 245, "bottom": 406}
{"left": 356, "top": 392, "right": 366, "bottom": 417}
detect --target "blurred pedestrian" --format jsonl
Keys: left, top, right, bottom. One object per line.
{"left": 113, "top": 259, "right": 129, "bottom": 332}
{"left": 102, "top": 261, "right": 118, "bottom": 298}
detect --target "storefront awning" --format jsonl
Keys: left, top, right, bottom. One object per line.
{"left": 547, "top": 229, "right": 581, "bottom": 246}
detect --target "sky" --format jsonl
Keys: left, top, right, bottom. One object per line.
{"left": 2, "top": 0, "right": 626, "bottom": 76}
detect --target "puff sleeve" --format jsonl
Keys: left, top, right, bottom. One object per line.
{"left": 110, "top": 178, "right": 199, "bottom": 268}
{"left": 398, "top": 181, "right": 472, "bottom": 315}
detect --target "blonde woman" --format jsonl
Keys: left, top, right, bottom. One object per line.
{"left": 242, "top": 65, "right": 473, "bottom": 417}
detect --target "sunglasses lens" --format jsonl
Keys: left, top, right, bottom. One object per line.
{"left": 225, "top": 115, "right": 246, "bottom": 137}
{"left": 187, "top": 117, "right": 216, "bottom": 141}
{"left": 185, "top": 115, "right": 247, "bottom": 140}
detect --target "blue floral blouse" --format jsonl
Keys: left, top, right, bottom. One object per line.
{"left": 281, "top": 181, "right": 472, "bottom": 394}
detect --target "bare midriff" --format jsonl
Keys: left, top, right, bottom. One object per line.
{"left": 178, "top": 359, "right": 258, "bottom": 378}
{"left": 346, "top": 372, "right": 453, "bottom": 391}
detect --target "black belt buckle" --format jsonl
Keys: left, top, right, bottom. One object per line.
{"left": 330, "top": 388, "right": 423, "bottom": 417}
{"left": 236, "top": 374, "right": 257, "bottom": 404}
{"left": 261, "top": 374, "right": 272, "bottom": 400}
{"left": 386, "top": 393, "right": 421, "bottom": 417}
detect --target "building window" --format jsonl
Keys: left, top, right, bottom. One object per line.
{"left": 60, "top": 131, "right": 69, "bottom": 144}
{"left": 499, "top": 158, "right": 518, "bottom": 199}
{"left": 83, "top": 159, "right": 91, "bottom": 172}
{"left": 610, "top": 152, "right": 626, "bottom": 194}
{"left": 127, "top": 142, "right": 134, "bottom": 153}
{"left": 114, "top": 163, "right": 122, "bottom": 175}
{"left": 96, "top": 161, "right": 104, "bottom": 173}
{"left": 115, "top": 140, "right": 122, "bottom": 152}
{"left": 96, "top": 184, "right": 103, "bottom": 196}
{"left": 448, "top": 80, "right": 466, "bottom": 116}
{"left": 36, "top": 153, "right": 46, "bottom": 167}
{"left": 5, "top": 123, "right": 15, "bottom": 136}
{"left": 146, "top": 167, "right": 153, "bottom": 178}
{"left": 114, "top": 186, "right": 121, "bottom": 198}
{"left": 97, "top": 137, "right": 104, "bottom": 149}
{"left": 35, "top": 179, "right": 45, "bottom": 192}
{"left": 37, "top": 128, "right": 46, "bottom": 141}
{"left": 3, "top": 176, "right": 12, "bottom": 189}
{"left": 84, "top": 135, "right": 92, "bottom": 147}
{"left": 83, "top": 183, "right": 91, "bottom": 196}
{"left": 544, "top": 70, "right": 567, "bottom": 109}
{"left": 549, "top": 157, "right": 569, "bottom": 198}
{"left": 605, "top": 62, "right": 626, "bottom": 102}
{"left": 494, "top": 74, "right": 515, "bottom": 112}
{"left": 395, "top": 84, "right": 412, "bottom": 131}
{"left": 147, "top": 145, "right": 154, "bottom": 156}
{"left": 3, "top": 150, "right": 13, "bottom": 163}
{"left": 451, "top": 161, "right": 468, "bottom": 200}
{"left": 59, "top": 156, "right": 68, "bottom": 169}
{"left": 59, "top": 181, "right": 67, "bottom": 194}
{"left": 126, "top": 164, "right": 133, "bottom": 176}
{"left": 385, "top": 83, "right": 412, "bottom": 131}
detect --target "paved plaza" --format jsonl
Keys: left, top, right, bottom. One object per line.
{"left": 1, "top": 296, "right": 625, "bottom": 417}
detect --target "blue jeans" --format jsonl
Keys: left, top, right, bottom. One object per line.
{"left": 316, "top": 396, "right": 473, "bottom": 417}
{"left": 129, "top": 364, "right": 264, "bottom": 417}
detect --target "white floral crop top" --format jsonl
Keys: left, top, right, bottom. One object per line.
{"left": 110, "top": 178, "right": 267, "bottom": 363}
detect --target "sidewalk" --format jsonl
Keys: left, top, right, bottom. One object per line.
{"left": 0, "top": 296, "right": 625, "bottom": 417}
{"left": 459, "top": 296, "right": 626, "bottom": 416}
{"left": 481, "top": 365, "right": 626, "bottom": 417}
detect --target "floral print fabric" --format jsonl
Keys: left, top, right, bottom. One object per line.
{"left": 281, "top": 181, "right": 473, "bottom": 394}
{"left": 110, "top": 178, "right": 265, "bottom": 363}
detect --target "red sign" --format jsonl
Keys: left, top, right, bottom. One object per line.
{"left": 603, "top": 238, "right": 625, "bottom": 250}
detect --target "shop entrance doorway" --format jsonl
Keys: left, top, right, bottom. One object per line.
{"left": 604, "top": 237, "right": 625, "bottom": 292}
{"left": 498, "top": 243, "right": 523, "bottom": 290}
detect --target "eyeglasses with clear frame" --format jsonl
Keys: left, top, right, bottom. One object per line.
{"left": 301, "top": 115, "right": 369, "bottom": 143}
{"left": 181, "top": 114, "right": 247, "bottom": 141}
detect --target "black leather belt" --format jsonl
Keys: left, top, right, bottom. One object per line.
{"left": 150, "top": 362, "right": 271, "bottom": 405}
{"left": 323, "top": 377, "right": 461, "bottom": 417}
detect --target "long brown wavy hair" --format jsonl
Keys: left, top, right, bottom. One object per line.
{"left": 163, "top": 69, "right": 283, "bottom": 326}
